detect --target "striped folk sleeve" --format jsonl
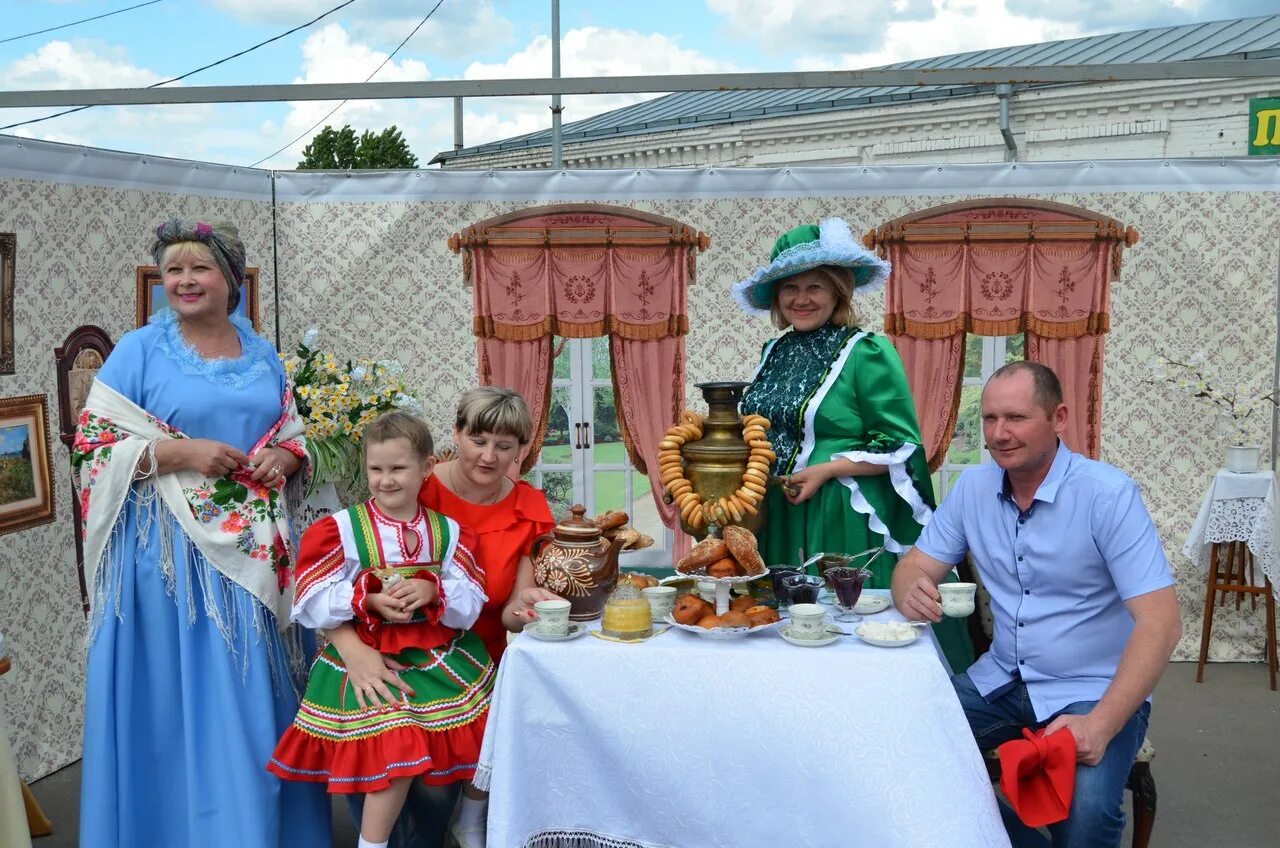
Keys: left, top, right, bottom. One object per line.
{"left": 293, "top": 515, "right": 349, "bottom": 613}
{"left": 437, "top": 519, "right": 488, "bottom": 632}
{"left": 451, "top": 523, "right": 486, "bottom": 596}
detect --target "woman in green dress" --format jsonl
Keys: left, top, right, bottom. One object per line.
{"left": 735, "top": 218, "right": 973, "bottom": 671}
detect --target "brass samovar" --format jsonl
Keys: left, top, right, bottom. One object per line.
{"left": 665, "top": 381, "right": 767, "bottom": 540}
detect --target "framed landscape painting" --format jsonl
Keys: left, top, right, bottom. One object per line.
{"left": 0, "top": 394, "right": 54, "bottom": 536}
{"left": 135, "top": 266, "right": 260, "bottom": 329}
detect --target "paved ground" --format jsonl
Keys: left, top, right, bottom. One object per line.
{"left": 23, "top": 661, "right": 1280, "bottom": 847}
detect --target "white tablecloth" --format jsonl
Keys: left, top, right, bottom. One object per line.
{"left": 476, "top": 592, "right": 1008, "bottom": 848}
{"left": 1182, "top": 470, "right": 1280, "bottom": 600}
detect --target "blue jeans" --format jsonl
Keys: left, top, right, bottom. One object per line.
{"left": 952, "top": 673, "right": 1149, "bottom": 848}
{"left": 345, "top": 780, "right": 462, "bottom": 848}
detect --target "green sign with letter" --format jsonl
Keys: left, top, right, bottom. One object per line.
{"left": 1250, "top": 97, "right": 1280, "bottom": 155}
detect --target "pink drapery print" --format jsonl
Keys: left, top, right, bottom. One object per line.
{"left": 870, "top": 199, "right": 1138, "bottom": 462}
{"left": 477, "top": 335, "right": 554, "bottom": 476}
{"left": 610, "top": 334, "right": 691, "bottom": 563}
{"left": 464, "top": 211, "right": 695, "bottom": 342}
{"left": 455, "top": 205, "right": 708, "bottom": 546}
{"left": 893, "top": 334, "right": 967, "bottom": 471}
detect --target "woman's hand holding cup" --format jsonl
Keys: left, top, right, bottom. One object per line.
{"left": 509, "top": 587, "right": 564, "bottom": 625}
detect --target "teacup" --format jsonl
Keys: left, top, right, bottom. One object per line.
{"left": 787, "top": 603, "right": 829, "bottom": 640}
{"left": 696, "top": 579, "right": 718, "bottom": 603}
{"left": 939, "top": 582, "right": 977, "bottom": 617}
{"left": 642, "top": 586, "right": 677, "bottom": 623}
{"left": 533, "top": 599, "right": 572, "bottom": 636}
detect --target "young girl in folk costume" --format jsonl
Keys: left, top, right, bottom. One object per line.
{"left": 269, "top": 412, "right": 495, "bottom": 848}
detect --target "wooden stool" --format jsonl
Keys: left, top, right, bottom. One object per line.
{"left": 1195, "top": 541, "right": 1278, "bottom": 691}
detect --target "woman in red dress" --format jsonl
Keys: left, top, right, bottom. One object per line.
{"left": 418, "top": 386, "right": 560, "bottom": 664}
{"left": 418, "top": 386, "right": 562, "bottom": 848}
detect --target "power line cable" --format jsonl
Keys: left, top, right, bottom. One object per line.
{"left": 249, "top": 0, "right": 446, "bottom": 168}
{"left": 0, "top": 0, "right": 360, "bottom": 132}
{"left": 0, "top": 0, "right": 166, "bottom": 45}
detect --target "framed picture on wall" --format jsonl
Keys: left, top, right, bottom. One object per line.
{"left": 0, "top": 394, "right": 55, "bottom": 536}
{"left": 135, "top": 266, "right": 260, "bottom": 329}
{"left": 0, "top": 233, "right": 14, "bottom": 375}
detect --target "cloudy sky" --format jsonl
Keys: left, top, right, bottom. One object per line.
{"left": 0, "top": 0, "right": 1273, "bottom": 169}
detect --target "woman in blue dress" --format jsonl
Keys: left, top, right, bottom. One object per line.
{"left": 74, "top": 219, "right": 331, "bottom": 848}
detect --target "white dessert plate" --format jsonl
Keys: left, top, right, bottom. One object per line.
{"left": 664, "top": 615, "right": 777, "bottom": 640}
{"left": 854, "top": 622, "right": 922, "bottom": 648}
{"left": 852, "top": 595, "right": 891, "bottom": 615}
{"left": 523, "top": 622, "right": 589, "bottom": 642}
{"left": 779, "top": 624, "right": 842, "bottom": 647}
{"left": 821, "top": 590, "right": 890, "bottom": 615}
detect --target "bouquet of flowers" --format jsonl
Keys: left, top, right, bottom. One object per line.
{"left": 283, "top": 327, "right": 423, "bottom": 492}
{"left": 1148, "top": 350, "right": 1278, "bottom": 445}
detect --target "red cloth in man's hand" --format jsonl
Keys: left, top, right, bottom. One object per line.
{"left": 997, "top": 727, "right": 1077, "bottom": 827}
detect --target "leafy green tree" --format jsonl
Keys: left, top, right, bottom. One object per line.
{"left": 297, "top": 124, "right": 419, "bottom": 170}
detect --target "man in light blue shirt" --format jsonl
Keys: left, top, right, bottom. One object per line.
{"left": 892, "top": 362, "right": 1181, "bottom": 848}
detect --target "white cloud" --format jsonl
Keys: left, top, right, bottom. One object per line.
{"left": 207, "top": 0, "right": 516, "bottom": 58}
{"left": 707, "top": 0, "right": 934, "bottom": 54}
{"left": 207, "top": 0, "right": 363, "bottom": 24}
{"left": 251, "top": 23, "right": 445, "bottom": 168}
{"left": 446, "top": 26, "right": 742, "bottom": 161}
{"left": 3, "top": 39, "right": 161, "bottom": 89}
{"left": 253, "top": 25, "right": 738, "bottom": 167}
{"left": 0, "top": 40, "right": 227, "bottom": 157}
{"left": 1005, "top": 0, "right": 1273, "bottom": 30}
{"left": 793, "top": 0, "right": 1085, "bottom": 70}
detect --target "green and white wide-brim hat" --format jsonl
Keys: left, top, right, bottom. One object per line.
{"left": 730, "top": 218, "right": 891, "bottom": 316}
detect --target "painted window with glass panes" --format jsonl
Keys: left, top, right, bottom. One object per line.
{"left": 931, "top": 335, "right": 1026, "bottom": 499}
{"left": 522, "top": 336, "right": 672, "bottom": 566}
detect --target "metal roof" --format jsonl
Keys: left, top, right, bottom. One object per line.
{"left": 433, "top": 14, "right": 1280, "bottom": 164}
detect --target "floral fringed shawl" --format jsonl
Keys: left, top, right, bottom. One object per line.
{"left": 73, "top": 379, "right": 309, "bottom": 628}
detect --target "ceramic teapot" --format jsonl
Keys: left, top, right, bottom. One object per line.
{"left": 531, "top": 504, "right": 623, "bottom": 621}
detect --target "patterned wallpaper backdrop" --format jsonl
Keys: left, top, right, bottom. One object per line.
{"left": 1, "top": 152, "right": 1277, "bottom": 780}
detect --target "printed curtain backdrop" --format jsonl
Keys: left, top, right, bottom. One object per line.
{"left": 872, "top": 199, "right": 1139, "bottom": 463}
{"left": 456, "top": 206, "right": 705, "bottom": 558}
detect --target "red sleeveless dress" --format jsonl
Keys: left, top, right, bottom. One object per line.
{"left": 419, "top": 476, "right": 554, "bottom": 662}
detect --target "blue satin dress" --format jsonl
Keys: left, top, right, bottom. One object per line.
{"left": 79, "top": 313, "right": 332, "bottom": 848}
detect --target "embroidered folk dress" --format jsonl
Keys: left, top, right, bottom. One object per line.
{"left": 419, "top": 476, "right": 555, "bottom": 663}
{"left": 78, "top": 312, "right": 332, "bottom": 848}
{"left": 741, "top": 323, "right": 973, "bottom": 671}
{"left": 268, "top": 502, "right": 494, "bottom": 792}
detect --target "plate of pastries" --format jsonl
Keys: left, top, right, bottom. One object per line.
{"left": 672, "top": 525, "right": 767, "bottom": 583}
{"left": 665, "top": 591, "right": 781, "bottom": 639}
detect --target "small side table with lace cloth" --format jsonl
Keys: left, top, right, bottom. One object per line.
{"left": 1182, "top": 469, "right": 1279, "bottom": 690}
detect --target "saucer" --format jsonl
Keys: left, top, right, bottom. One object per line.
{"left": 778, "top": 624, "right": 841, "bottom": 647}
{"left": 523, "top": 622, "right": 589, "bottom": 642}
{"left": 825, "top": 592, "right": 890, "bottom": 614}
{"left": 854, "top": 622, "right": 921, "bottom": 648}
{"left": 852, "top": 595, "right": 891, "bottom": 615}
